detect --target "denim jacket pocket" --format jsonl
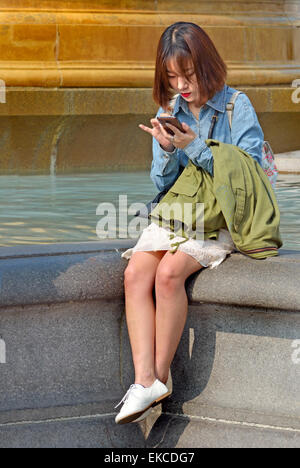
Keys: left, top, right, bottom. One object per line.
{"left": 233, "top": 188, "right": 246, "bottom": 231}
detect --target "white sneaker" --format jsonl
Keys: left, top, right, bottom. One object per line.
{"left": 131, "top": 407, "right": 152, "bottom": 423}
{"left": 115, "top": 379, "right": 171, "bottom": 425}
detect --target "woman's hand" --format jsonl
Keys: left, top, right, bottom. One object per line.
{"left": 164, "top": 121, "right": 197, "bottom": 150}
{"left": 139, "top": 117, "right": 197, "bottom": 152}
{"left": 139, "top": 116, "right": 175, "bottom": 152}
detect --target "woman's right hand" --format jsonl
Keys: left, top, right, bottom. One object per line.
{"left": 139, "top": 117, "right": 175, "bottom": 153}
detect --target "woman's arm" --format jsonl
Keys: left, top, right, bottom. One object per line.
{"left": 139, "top": 107, "right": 181, "bottom": 191}
{"left": 182, "top": 137, "right": 214, "bottom": 175}
{"left": 156, "top": 118, "right": 215, "bottom": 177}
{"left": 230, "top": 93, "right": 264, "bottom": 166}
{"left": 163, "top": 120, "right": 214, "bottom": 176}
{"left": 150, "top": 135, "right": 181, "bottom": 192}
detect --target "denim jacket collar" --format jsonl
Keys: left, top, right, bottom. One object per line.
{"left": 173, "top": 84, "right": 227, "bottom": 115}
{"left": 206, "top": 85, "right": 227, "bottom": 113}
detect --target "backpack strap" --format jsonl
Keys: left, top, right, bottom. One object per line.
{"left": 226, "top": 91, "right": 242, "bottom": 129}
{"left": 207, "top": 110, "right": 219, "bottom": 139}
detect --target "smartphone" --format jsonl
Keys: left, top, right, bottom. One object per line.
{"left": 157, "top": 116, "right": 186, "bottom": 135}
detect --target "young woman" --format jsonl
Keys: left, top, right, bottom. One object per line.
{"left": 115, "top": 22, "right": 264, "bottom": 424}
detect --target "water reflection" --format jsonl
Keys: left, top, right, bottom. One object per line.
{"left": 0, "top": 173, "right": 156, "bottom": 247}
{"left": 0, "top": 172, "right": 299, "bottom": 250}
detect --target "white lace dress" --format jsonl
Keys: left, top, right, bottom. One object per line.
{"left": 121, "top": 222, "right": 236, "bottom": 269}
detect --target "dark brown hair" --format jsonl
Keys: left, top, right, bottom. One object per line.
{"left": 153, "top": 22, "right": 227, "bottom": 110}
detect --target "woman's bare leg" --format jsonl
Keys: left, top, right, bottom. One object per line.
{"left": 154, "top": 250, "right": 203, "bottom": 384}
{"left": 124, "top": 250, "right": 166, "bottom": 387}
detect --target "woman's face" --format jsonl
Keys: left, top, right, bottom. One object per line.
{"left": 166, "top": 58, "right": 202, "bottom": 107}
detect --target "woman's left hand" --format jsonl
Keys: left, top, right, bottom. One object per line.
{"left": 166, "top": 122, "right": 197, "bottom": 150}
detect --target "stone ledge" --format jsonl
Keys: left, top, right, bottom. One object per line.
{"left": 0, "top": 63, "right": 299, "bottom": 88}
{"left": 1, "top": 0, "right": 299, "bottom": 14}
{"left": 0, "top": 0, "right": 299, "bottom": 90}
{"left": 0, "top": 239, "right": 133, "bottom": 260}
{"left": 0, "top": 241, "right": 299, "bottom": 310}
{"left": 0, "top": 87, "right": 299, "bottom": 116}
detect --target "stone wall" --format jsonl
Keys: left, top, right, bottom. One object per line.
{"left": 0, "top": 0, "right": 299, "bottom": 174}
{"left": 0, "top": 240, "right": 299, "bottom": 447}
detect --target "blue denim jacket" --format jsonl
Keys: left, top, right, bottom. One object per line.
{"left": 150, "top": 84, "right": 264, "bottom": 191}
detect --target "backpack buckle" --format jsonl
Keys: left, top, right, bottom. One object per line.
{"left": 226, "top": 103, "right": 234, "bottom": 111}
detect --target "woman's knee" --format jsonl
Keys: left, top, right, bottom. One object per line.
{"left": 124, "top": 264, "right": 140, "bottom": 286}
{"left": 124, "top": 251, "right": 165, "bottom": 289}
{"left": 124, "top": 263, "right": 155, "bottom": 293}
{"left": 155, "top": 264, "right": 184, "bottom": 295}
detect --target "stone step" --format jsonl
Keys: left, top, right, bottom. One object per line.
{"left": 0, "top": 1, "right": 299, "bottom": 87}
{"left": 0, "top": 413, "right": 300, "bottom": 448}
{"left": 275, "top": 151, "right": 300, "bottom": 173}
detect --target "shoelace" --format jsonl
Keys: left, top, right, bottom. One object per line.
{"left": 114, "top": 384, "right": 140, "bottom": 409}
